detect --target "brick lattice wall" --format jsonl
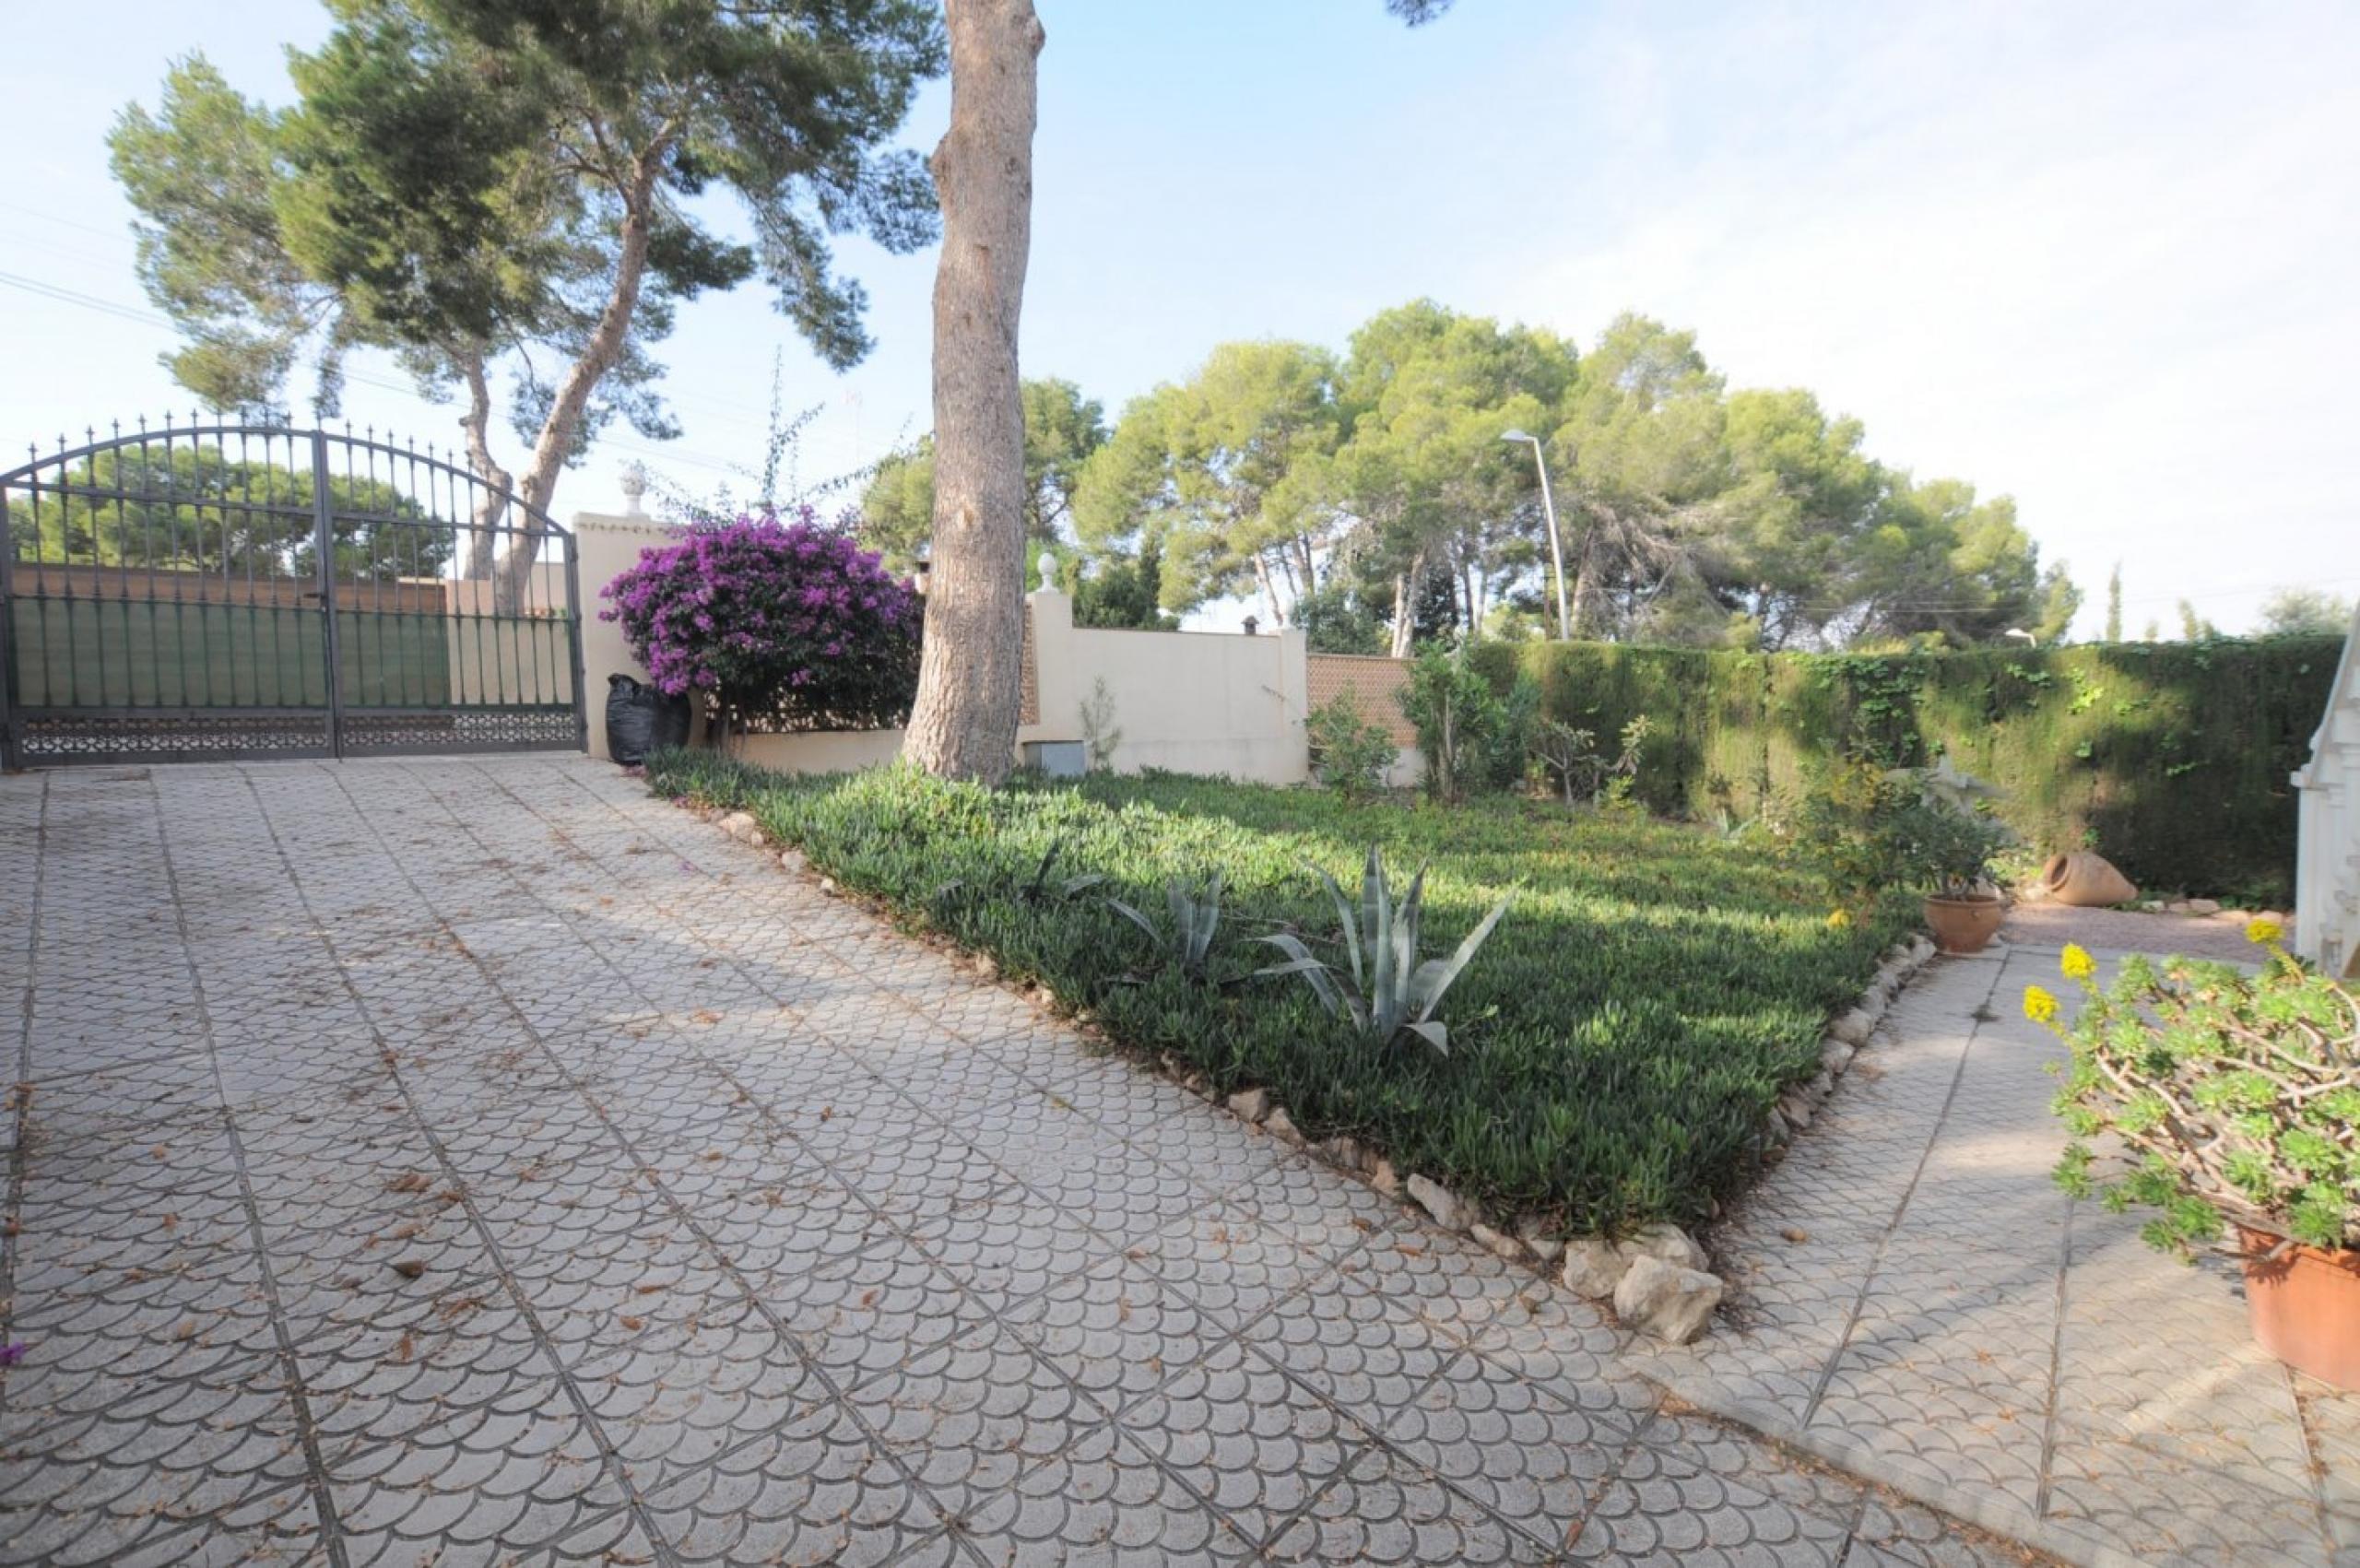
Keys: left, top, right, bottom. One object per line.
{"left": 1019, "top": 602, "right": 1039, "bottom": 726}
{"left": 1306, "top": 653, "right": 1415, "bottom": 745}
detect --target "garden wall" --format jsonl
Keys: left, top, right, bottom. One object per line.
{"left": 1068, "top": 620, "right": 1311, "bottom": 781}
{"left": 572, "top": 511, "right": 1313, "bottom": 784}
{"left": 574, "top": 504, "right": 2338, "bottom": 900}
{"left": 1307, "top": 652, "right": 1424, "bottom": 786}
{"left": 438, "top": 562, "right": 574, "bottom": 710}
{"left": 1509, "top": 637, "right": 2343, "bottom": 903}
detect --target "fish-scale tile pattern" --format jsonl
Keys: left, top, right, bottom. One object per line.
{"left": 1645, "top": 943, "right": 2360, "bottom": 1567}
{"left": 0, "top": 758, "right": 2089, "bottom": 1567}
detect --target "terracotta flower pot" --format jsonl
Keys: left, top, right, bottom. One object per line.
{"left": 1924, "top": 892, "right": 2004, "bottom": 955}
{"left": 2040, "top": 851, "right": 2138, "bottom": 908}
{"left": 2239, "top": 1228, "right": 2360, "bottom": 1392}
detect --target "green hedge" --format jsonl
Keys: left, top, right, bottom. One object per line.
{"left": 1502, "top": 636, "right": 2342, "bottom": 906}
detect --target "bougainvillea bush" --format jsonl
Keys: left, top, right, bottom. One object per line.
{"left": 2033, "top": 923, "right": 2360, "bottom": 1256}
{"left": 600, "top": 512, "right": 920, "bottom": 731}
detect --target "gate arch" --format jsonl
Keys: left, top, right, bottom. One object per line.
{"left": 0, "top": 417, "right": 586, "bottom": 768}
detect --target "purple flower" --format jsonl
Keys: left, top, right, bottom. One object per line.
{"left": 0, "top": 1342, "right": 28, "bottom": 1367}
{"left": 596, "top": 510, "right": 919, "bottom": 726}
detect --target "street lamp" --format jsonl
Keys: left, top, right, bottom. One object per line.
{"left": 2003, "top": 628, "right": 2036, "bottom": 646}
{"left": 1501, "top": 429, "right": 1570, "bottom": 640}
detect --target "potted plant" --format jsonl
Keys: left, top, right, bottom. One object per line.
{"left": 1898, "top": 798, "right": 2011, "bottom": 954}
{"left": 1779, "top": 758, "right": 2011, "bottom": 954}
{"left": 2031, "top": 921, "right": 2360, "bottom": 1390}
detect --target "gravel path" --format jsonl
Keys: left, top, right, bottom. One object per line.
{"left": 2000, "top": 900, "right": 2275, "bottom": 963}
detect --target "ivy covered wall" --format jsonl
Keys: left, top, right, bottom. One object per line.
{"left": 1502, "top": 636, "right": 2344, "bottom": 904}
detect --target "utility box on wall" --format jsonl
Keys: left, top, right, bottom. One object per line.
{"left": 1022, "top": 739, "right": 1087, "bottom": 779}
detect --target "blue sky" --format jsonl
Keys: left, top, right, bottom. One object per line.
{"left": 3, "top": 0, "right": 2354, "bottom": 635}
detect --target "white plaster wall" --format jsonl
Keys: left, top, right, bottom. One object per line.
{"left": 1066, "top": 623, "right": 1310, "bottom": 785}
{"left": 573, "top": 511, "right": 683, "bottom": 760}
{"left": 2293, "top": 601, "right": 2360, "bottom": 975}
{"left": 567, "top": 522, "right": 1319, "bottom": 786}
{"left": 1382, "top": 745, "right": 1426, "bottom": 789}
{"left": 737, "top": 727, "right": 906, "bottom": 774}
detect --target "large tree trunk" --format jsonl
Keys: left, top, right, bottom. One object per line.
{"left": 901, "top": 0, "right": 1044, "bottom": 784}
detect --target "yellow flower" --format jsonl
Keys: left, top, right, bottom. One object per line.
{"left": 2023, "top": 984, "right": 2059, "bottom": 1024}
{"left": 1825, "top": 909, "right": 1853, "bottom": 930}
{"left": 2059, "top": 944, "right": 2096, "bottom": 981}
{"left": 2246, "top": 916, "right": 2284, "bottom": 946}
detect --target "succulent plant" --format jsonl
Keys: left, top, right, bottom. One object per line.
{"left": 1106, "top": 875, "right": 1232, "bottom": 985}
{"left": 2036, "top": 928, "right": 2360, "bottom": 1256}
{"left": 1257, "top": 845, "right": 1510, "bottom": 1055}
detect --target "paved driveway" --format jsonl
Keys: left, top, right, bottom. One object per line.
{"left": 0, "top": 756, "right": 2021, "bottom": 1566}
{"left": 1643, "top": 942, "right": 2360, "bottom": 1567}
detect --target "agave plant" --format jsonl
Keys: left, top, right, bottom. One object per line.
{"left": 1021, "top": 839, "right": 1108, "bottom": 903}
{"left": 1106, "top": 874, "right": 1234, "bottom": 985}
{"left": 1258, "top": 846, "right": 1510, "bottom": 1055}
{"left": 933, "top": 835, "right": 1105, "bottom": 914}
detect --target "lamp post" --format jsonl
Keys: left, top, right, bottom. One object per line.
{"left": 1502, "top": 429, "right": 1570, "bottom": 640}
{"left": 2004, "top": 628, "right": 2036, "bottom": 647}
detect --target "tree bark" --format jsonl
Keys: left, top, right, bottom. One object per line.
{"left": 1251, "top": 551, "right": 1285, "bottom": 628}
{"left": 1387, "top": 546, "right": 1426, "bottom": 658}
{"left": 901, "top": 0, "right": 1044, "bottom": 784}
{"left": 1565, "top": 505, "right": 1597, "bottom": 639}
{"left": 455, "top": 347, "right": 513, "bottom": 583}
{"left": 492, "top": 145, "right": 668, "bottom": 612}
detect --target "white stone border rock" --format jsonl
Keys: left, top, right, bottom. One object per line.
{"left": 683, "top": 791, "right": 1941, "bottom": 1348}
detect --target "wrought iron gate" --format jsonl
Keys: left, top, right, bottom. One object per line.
{"left": 0, "top": 419, "right": 586, "bottom": 768}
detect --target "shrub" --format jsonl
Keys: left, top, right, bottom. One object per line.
{"left": 2036, "top": 926, "right": 2360, "bottom": 1256}
{"left": 644, "top": 750, "right": 1915, "bottom": 1230}
{"left": 599, "top": 511, "right": 920, "bottom": 733}
{"left": 1079, "top": 678, "right": 1122, "bottom": 772}
{"left": 1304, "top": 691, "right": 1395, "bottom": 800}
{"left": 1773, "top": 759, "right": 1918, "bottom": 906}
{"left": 1776, "top": 757, "right": 2009, "bottom": 904}
{"left": 1533, "top": 713, "right": 1654, "bottom": 808}
{"left": 1399, "top": 644, "right": 1534, "bottom": 802}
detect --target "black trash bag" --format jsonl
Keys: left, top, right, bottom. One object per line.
{"left": 605, "top": 674, "right": 692, "bottom": 765}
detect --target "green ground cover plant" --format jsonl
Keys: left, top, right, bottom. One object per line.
{"left": 646, "top": 749, "right": 1915, "bottom": 1232}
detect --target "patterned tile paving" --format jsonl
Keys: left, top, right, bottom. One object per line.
{"left": 1639, "top": 942, "right": 2360, "bottom": 1566}
{"left": 2, "top": 756, "right": 2039, "bottom": 1565}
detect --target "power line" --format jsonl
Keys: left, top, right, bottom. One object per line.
{"left": 0, "top": 193, "right": 828, "bottom": 441}
{"left": 0, "top": 198, "right": 136, "bottom": 243}
{"left": 0, "top": 268, "right": 170, "bottom": 329}
{"left": 0, "top": 268, "right": 761, "bottom": 477}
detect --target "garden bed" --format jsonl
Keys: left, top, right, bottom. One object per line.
{"left": 645, "top": 751, "right": 1916, "bottom": 1233}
